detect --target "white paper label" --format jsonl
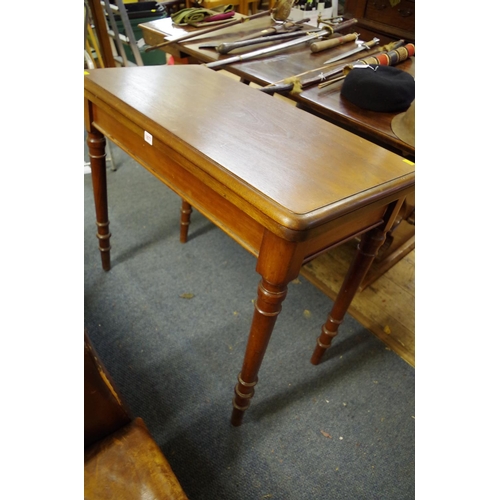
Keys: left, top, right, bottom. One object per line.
{"left": 144, "top": 131, "right": 153, "bottom": 145}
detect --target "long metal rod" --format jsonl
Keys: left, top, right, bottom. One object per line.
{"left": 115, "top": 0, "right": 144, "bottom": 65}
{"left": 101, "top": 0, "right": 129, "bottom": 65}
{"left": 205, "top": 28, "right": 332, "bottom": 69}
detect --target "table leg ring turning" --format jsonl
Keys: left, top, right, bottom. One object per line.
{"left": 232, "top": 398, "right": 250, "bottom": 412}
{"left": 231, "top": 373, "right": 259, "bottom": 426}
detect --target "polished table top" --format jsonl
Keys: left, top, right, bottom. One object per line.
{"left": 140, "top": 16, "right": 415, "bottom": 156}
{"left": 85, "top": 65, "right": 413, "bottom": 235}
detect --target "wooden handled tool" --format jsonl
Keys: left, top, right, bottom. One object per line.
{"left": 217, "top": 29, "right": 320, "bottom": 54}
{"left": 260, "top": 39, "right": 409, "bottom": 95}
{"left": 198, "top": 18, "right": 311, "bottom": 50}
{"left": 318, "top": 42, "right": 415, "bottom": 89}
{"left": 310, "top": 32, "right": 359, "bottom": 53}
{"left": 206, "top": 27, "right": 333, "bottom": 69}
{"left": 352, "top": 42, "right": 414, "bottom": 68}
{"left": 320, "top": 17, "right": 358, "bottom": 34}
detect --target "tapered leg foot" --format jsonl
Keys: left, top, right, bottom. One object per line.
{"left": 311, "top": 314, "right": 343, "bottom": 365}
{"left": 180, "top": 199, "right": 192, "bottom": 243}
{"left": 231, "top": 373, "right": 259, "bottom": 426}
{"left": 230, "top": 231, "right": 306, "bottom": 426}
{"left": 311, "top": 226, "right": 387, "bottom": 365}
{"left": 231, "top": 277, "right": 288, "bottom": 426}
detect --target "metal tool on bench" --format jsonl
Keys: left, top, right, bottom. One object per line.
{"left": 205, "top": 18, "right": 358, "bottom": 69}
{"left": 198, "top": 18, "right": 312, "bottom": 50}
{"left": 259, "top": 39, "right": 408, "bottom": 95}
{"left": 216, "top": 28, "right": 323, "bottom": 54}
{"left": 323, "top": 37, "right": 380, "bottom": 64}
{"left": 205, "top": 27, "right": 334, "bottom": 69}
{"left": 317, "top": 42, "right": 414, "bottom": 89}
{"left": 310, "top": 32, "right": 359, "bottom": 53}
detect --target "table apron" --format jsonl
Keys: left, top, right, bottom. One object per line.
{"left": 87, "top": 100, "right": 412, "bottom": 265}
{"left": 90, "top": 102, "right": 267, "bottom": 256}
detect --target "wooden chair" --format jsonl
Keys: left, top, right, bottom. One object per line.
{"left": 84, "top": 331, "right": 189, "bottom": 499}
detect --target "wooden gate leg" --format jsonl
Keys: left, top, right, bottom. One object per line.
{"left": 311, "top": 198, "right": 406, "bottom": 365}
{"left": 87, "top": 129, "right": 111, "bottom": 271}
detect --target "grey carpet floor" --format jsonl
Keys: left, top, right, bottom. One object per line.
{"left": 84, "top": 141, "right": 415, "bottom": 499}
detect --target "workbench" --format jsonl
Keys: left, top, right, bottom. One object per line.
{"left": 84, "top": 65, "right": 414, "bottom": 425}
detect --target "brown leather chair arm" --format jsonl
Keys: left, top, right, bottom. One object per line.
{"left": 84, "top": 417, "right": 189, "bottom": 499}
{"left": 84, "top": 331, "right": 131, "bottom": 449}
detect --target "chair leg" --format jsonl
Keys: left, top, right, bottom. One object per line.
{"left": 180, "top": 199, "right": 192, "bottom": 243}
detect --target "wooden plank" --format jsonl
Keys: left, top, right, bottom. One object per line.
{"left": 88, "top": 0, "right": 117, "bottom": 68}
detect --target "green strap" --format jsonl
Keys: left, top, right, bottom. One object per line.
{"left": 172, "top": 5, "right": 234, "bottom": 25}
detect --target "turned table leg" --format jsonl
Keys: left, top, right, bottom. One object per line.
{"left": 179, "top": 199, "right": 192, "bottom": 243}
{"left": 231, "top": 232, "right": 306, "bottom": 426}
{"left": 310, "top": 196, "right": 406, "bottom": 366}
{"left": 87, "top": 129, "right": 111, "bottom": 271}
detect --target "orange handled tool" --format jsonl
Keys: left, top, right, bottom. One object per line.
{"left": 310, "top": 32, "right": 359, "bottom": 53}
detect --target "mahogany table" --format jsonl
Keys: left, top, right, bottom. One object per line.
{"left": 84, "top": 65, "right": 414, "bottom": 426}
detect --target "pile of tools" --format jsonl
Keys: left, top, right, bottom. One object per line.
{"left": 146, "top": 0, "right": 415, "bottom": 95}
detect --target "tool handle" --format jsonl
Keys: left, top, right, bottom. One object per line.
{"left": 234, "top": 18, "right": 311, "bottom": 43}
{"left": 362, "top": 38, "right": 380, "bottom": 49}
{"left": 290, "top": 18, "right": 311, "bottom": 27}
{"left": 237, "top": 27, "right": 278, "bottom": 42}
{"left": 357, "top": 43, "right": 414, "bottom": 67}
{"left": 330, "top": 18, "right": 358, "bottom": 33}
{"left": 310, "top": 32, "right": 358, "bottom": 53}
{"left": 380, "top": 39, "right": 406, "bottom": 52}
{"left": 259, "top": 82, "right": 295, "bottom": 95}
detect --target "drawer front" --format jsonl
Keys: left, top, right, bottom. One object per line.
{"left": 365, "top": 0, "right": 415, "bottom": 32}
